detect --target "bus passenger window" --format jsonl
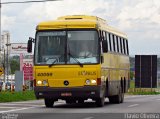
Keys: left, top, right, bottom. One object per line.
{"left": 126, "top": 40, "right": 129, "bottom": 55}
{"left": 106, "top": 32, "right": 110, "bottom": 51}
{"left": 110, "top": 34, "right": 114, "bottom": 52}
{"left": 109, "top": 33, "right": 112, "bottom": 51}
{"left": 114, "top": 35, "right": 118, "bottom": 52}
{"left": 123, "top": 39, "right": 126, "bottom": 55}
{"left": 120, "top": 37, "right": 123, "bottom": 54}
{"left": 116, "top": 36, "right": 119, "bottom": 53}
{"left": 102, "top": 40, "right": 108, "bottom": 53}
{"left": 102, "top": 31, "right": 108, "bottom": 53}
{"left": 118, "top": 37, "right": 121, "bottom": 53}
{"left": 112, "top": 35, "right": 115, "bottom": 52}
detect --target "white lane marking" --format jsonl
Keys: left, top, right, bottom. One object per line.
{"left": 0, "top": 107, "right": 16, "bottom": 109}
{"left": 125, "top": 95, "right": 142, "bottom": 98}
{"left": 128, "top": 104, "right": 139, "bottom": 108}
{"left": 0, "top": 103, "right": 44, "bottom": 107}
{"left": 13, "top": 101, "right": 43, "bottom": 103}
{"left": 0, "top": 107, "right": 36, "bottom": 113}
{"left": 83, "top": 117, "right": 94, "bottom": 119}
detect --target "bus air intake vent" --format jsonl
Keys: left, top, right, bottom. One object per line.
{"left": 65, "top": 18, "right": 82, "bottom": 20}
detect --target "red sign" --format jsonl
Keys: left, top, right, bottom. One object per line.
{"left": 23, "top": 59, "right": 33, "bottom": 80}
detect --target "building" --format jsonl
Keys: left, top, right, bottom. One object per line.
{"left": 0, "top": 31, "right": 11, "bottom": 82}
{"left": 1, "top": 31, "right": 11, "bottom": 55}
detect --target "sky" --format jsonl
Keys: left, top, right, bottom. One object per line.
{"left": 1, "top": 0, "right": 160, "bottom": 56}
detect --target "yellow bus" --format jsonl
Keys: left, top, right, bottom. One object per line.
{"left": 27, "top": 15, "right": 130, "bottom": 107}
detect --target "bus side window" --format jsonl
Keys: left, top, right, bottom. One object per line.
{"left": 112, "top": 34, "right": 116, "bottom": 52}
{"left": 124, "top": 39, "right": 128, "bottom": 55}
{"left": 110, "top": 34, "right": 114, "bottom": 52}
{"left": 126, "top": 40, "right": 129, "bottom": 55}
{"left": 108, "top": 33, "right": 112, "bottom": 51}
{"left": 102, "top": 31, "right": 108, "bottom": 53}
{"left": 106, "top": 32, "right": 110, "bottom": 51}
{"left": 118, "top": 37, "right": 121, "bottom": 53}
{"left": 120, "top": 37, "right": 123, "bottom": 54}
{"left": 116, "top": 36, "right": 119, "bottom": 53}
{"left": 114, "top": 35, "right": 118, "bottom": 53}
{"left": 123, "top": 38, "right": 126, "bottom": 55}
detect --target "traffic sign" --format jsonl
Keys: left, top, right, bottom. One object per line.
{"left": 0, "top": 68, "right": 4, "bottom": 76}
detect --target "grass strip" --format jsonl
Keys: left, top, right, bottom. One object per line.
{"left": 0, "top": 91, "right": 36, "bottom": 102}
{"left": 127, "top": 91, "right": 160, "bottom": 95}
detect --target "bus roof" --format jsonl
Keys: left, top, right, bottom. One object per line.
{"left": 37, "top": 15, "right": 127, "bottom": 38}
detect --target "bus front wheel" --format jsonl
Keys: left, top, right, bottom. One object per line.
{"left": 95, "top": 96, "right": 105, "bottom": 107}
{"left": 44, "top": 98, "right": 54, "bottom": 108}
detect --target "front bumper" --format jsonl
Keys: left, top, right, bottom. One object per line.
{"left": 34, "top": 86, "right": 101, "bottom": 100}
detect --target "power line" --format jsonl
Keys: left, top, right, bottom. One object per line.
{"left": 1, "top": 0, "right": 60, "bottom": 5}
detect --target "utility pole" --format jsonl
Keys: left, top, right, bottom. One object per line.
{"left": 6, "top": 33, "right": 11, "bottom": 83}
{"left": 0, "top": 0, "right": 2, "bottom": 60}
{"left": 1, "top": 35, "right": 5, "bottom": 84}
{"left": 0, "top": 0, "right": 1, "bottom": 50}
{"left": 3, "top": 49, "right": 5, "bottom": 84}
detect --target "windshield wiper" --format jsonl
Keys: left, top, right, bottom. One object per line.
{"left": 48, "top": 53, "right": 83, "bottom": 67}
{"left": 48, "top": 59, "right": 58, "bottom": 68}
{"left": 68, "top": 52, "right": 83, "bottom": 67}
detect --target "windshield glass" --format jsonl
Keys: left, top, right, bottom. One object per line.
{"left": 67, "top": 31, "right": 99, "bottom": 64}
{"left": 35, "top": 31, "right": 66, "bottom": 64}
{"left": 35, "top": 30, "right": 99, "bottom": 65}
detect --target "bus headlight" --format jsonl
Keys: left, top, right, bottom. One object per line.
{"left": 37, "top": 80, "right": 42, "bottom": 85}
{"left": 85, "top": 79, "right": 91, "bottom": 85}
{"left": 42, "top": 80, "right": 48, "bottom": 85}
{"left": 91, "top": 79, "right": 97, "bottom": 84}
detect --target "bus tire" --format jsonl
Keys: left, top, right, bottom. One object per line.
{"left": 114, "top": 86, "right": 123, "bottom": 104}
{"left": 120, "top": 89, "right": 124, "bottom": 103}
{"left": 109, "top": 86, "right": 123, "bottom": 104}
{"left": 108, "top": 96, "right": 116, "bottom": 103}
{"left": 44, "top": 98, "right": 54, "bottom": 108}
{"left": 66, "top": 100, "right": 76, "bottom": 104}
{"left": 95, "top": 96, "right": 105, "bottom": 107}
{"left": 78, "top": 99, "right": 84, "bottom": 104}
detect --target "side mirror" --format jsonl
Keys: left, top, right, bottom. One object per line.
{"left": 27, "top": 37, "right": 34, "bottom": 53}
{"left": 100, "top": 55, "right": 104, "bottom": 63}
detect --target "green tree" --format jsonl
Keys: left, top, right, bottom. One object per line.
{"left": 10, "top": 59, "right": 20, "bottom": 74}
{"left": 130, "top": 71, "right": 134, "bottom": 80}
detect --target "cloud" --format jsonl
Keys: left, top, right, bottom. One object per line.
{"left": 1, "top": 0, "right": 160, "bottom": 55}
{"left": 1, "top": 15, "right": 16, "bottom": 30}
{"left": 22, "top": 0, "right": 110, "bottom": 23}
{"left": 117, "top": 0, "right": 160, "bottom": 30}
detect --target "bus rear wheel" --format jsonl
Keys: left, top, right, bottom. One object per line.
{"left": 44, "top": 98, "right": 54, "bottom": 108}
{"left": 109, "top": 86, "right": 123, "bottom": 104}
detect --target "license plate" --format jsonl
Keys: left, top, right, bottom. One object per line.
{"left": 61, "top": 93, "right": 72, "bottom": 96}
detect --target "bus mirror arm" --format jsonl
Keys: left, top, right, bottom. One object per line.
{"left": 100, "top": 55, "right": 104, "bottom": 63}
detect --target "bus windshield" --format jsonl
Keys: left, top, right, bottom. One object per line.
{"left": 35, "top": 30, "right": 99, "bottom": 65}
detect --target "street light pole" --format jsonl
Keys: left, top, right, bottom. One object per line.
{"left": 3, "top": 49, "right": 5, "bottom": 84}
{"left": 0, "top": 0, "right": 1, "bottom": 51}
{"left": 0, "top": 0, "right": 2, "bottom": 81}
{"left": 6, "top": 32, "right": 11, "bottom": 83}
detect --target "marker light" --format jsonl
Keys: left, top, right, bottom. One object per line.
{"left": 85, "top": 79, "right": 91, "bottom": 85}
{"left": 42, "top": 80, "right": 48, "bottom": 85}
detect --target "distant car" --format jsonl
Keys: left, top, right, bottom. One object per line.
{"left": 5, "top": 82, "right": 10, "bottom": 89}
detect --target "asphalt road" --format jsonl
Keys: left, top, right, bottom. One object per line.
{"left": 0, "top": 95, "right": 160, "bottom": 119}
